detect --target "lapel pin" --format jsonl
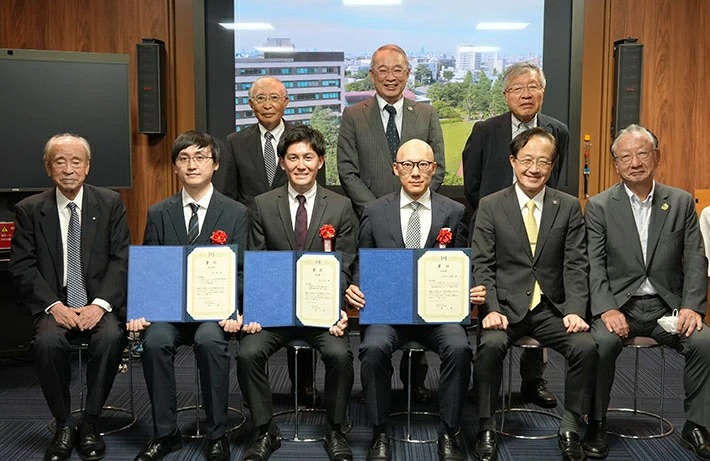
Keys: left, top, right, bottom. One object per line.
{"left": 92, "top": 216, "right": 97, "bottom": 220}
{"left": 407, "top": 106, "right": 413, "bottom": 111}
{"left": 661, "top": 202, "right": 669, "bottom": 211}
{"left": 552, "top": 199, "right": 558, "bottom": 205}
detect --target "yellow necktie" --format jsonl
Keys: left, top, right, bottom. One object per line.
{"left": 524, "top": 200, "right": 542, "bottom": 309}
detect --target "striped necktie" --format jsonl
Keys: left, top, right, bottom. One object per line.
{"left": 66, "top": 202, "right": 87, "bottom": 307}
{"left": 187, "top": 203, "right": 200, "bottom": 243}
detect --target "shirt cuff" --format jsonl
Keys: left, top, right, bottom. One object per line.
{"left": 45, "top": 301, "right": 61, "bottom": 314}
{"left": 92, "top": 298, "right": 112, "bottom": 313}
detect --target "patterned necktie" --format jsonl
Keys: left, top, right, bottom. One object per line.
{"left": 263, "top": 131, "right": 277, "bottom": 186}
{"left": 384, "top": 105, "right": 400, "bottom": 161}
{"left": 405, "top": 201, "right": 421, "bottom": 249}
{"left": 524, "top": 200, "right": 542, "bottom": 309}
{"left": 66, "top": 202, "right": 87, "bottom": 308}
{"left": 295, "top": 194, "right": 308, "bottom": 250}
{"left": 187, "top": 203, "right": 200, "bottom": 243}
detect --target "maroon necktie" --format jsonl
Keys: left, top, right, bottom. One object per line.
{"left": 295, "top": 194, "right": 307, "bottom": 250}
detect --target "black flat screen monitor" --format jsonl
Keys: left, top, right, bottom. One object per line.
{"left": 0, "top": 49, "right": 132, "bottom": 192}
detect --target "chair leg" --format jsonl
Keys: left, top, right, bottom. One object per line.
{"left": 294, "top": 348, "right": 300, "bottom": 440}
{"left": 406, "top": 349, "right": 413, "bottom": 441}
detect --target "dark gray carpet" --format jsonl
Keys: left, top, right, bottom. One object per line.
{"left": 0, "top": 335, "right": 699, "bottom": 460}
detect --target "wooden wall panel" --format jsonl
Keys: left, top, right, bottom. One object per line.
{"left": 0, "top": 0, "right": 195, "bottom": 243}
{"left": 581, "top": 0, "right": 710, "bottom": 198}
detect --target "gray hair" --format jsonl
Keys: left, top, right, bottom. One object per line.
{"left": 502, "top": 62, "right": 546, "bottom": 91}
{"left": 610, "top": 124, "right": 658, "bottom": 157}
{"left": 43, "top": 133, "right": 91, "bottom": 163}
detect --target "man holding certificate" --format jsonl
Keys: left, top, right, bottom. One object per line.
{"left": 470, "top": 128, "right": 596, "bottom": 461}
{"left": 127, "top": 131, "right": 248, "bottom": 461}
{"left": 345, "top": 139, "right": 486, "bottom": 461}
{"left": 237, "top": 125, "right": 356, "bottom": 461}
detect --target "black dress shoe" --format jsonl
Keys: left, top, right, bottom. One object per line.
{"left": 582, "top": 420, "right": 608, "bottom": 459}
{"left": 559, "top": 431, "right": 586, "bottom": 461}
{"left": 366, "top": 433, "right": 391, "bottom": 461}
{"left": 681, "top": 424, "right": 710, "bottom": 460}
{"left": 134, "top": 430, "right": 183, "bottom": 461}
{"left": 44, "top": 425, "right": 76, "bottom": 461}
{"left": 412, "top": 384, "right": 433, "bottom": 404}
{"left": 437, "top": 433, "right": 463, "bottom": 461}
{"left": 520, "top": 378, "right": 557, "bottom": 408}
{"left": 244, "top": 428, "right": 281, "bottom": 461}
{"left": 206, "top": 436, "right": 230, "bottom": 461}
{"left": 473, "top": 430, "right": 497, "bottom": 461}
{"left": 324, "top": 430, "right": 352, "bottom": 461}
{"left": 76, "top": 422, "right": 106, "bottom": 460}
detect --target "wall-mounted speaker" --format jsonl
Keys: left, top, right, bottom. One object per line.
{"left": 137, "top": 38, "right": 166, "bottom": 135}
{"left": 611, "top": 38, "right": 643, "bottom": 137}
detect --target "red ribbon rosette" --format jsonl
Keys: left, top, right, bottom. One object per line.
{"left": 436, "top": 228, "right": 452, "bottom": 248}
{"left": 319, "top": 224, "right": 335, "bottom": 252}
{"left": 210, "top": 230, "right": 228, "bottom": 245}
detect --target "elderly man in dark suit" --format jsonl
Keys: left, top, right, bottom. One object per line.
{"left": 338, "top": 43, "right": 443, "bottom": 402}
{"left": 11, "top": 134, "right": 130, "bottom": 461}
{"left": 583, "top": 124, "right": 710, "bottom": 460}
{"left": 462, "top": 62, "right": 569, "bottom": 408}
{"left": 346, "top": 139, "right": 485, "bottom": 461}
{"left": 127, "top": 131, "right": 248, "bottom": 461}
{"left": 237, "top": 125, "right": 356, "bottom": 461}
{"left": 471, "top": 128, "right": 596, "bottom": 461}
{"left": 216, "top": 75, "right": 322, "bottom": 402}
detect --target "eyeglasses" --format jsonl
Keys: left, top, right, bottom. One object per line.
{"left": 514, "top": 157, "right": 553, "bottom": 170}
{"left": 250, "top": 94, "right": 287, "bottom": 105}
{"left": 175, "top": 154, "right": 213, "bottom": 167}
{"left": 396, "top": 160, "right": 435, "bottom": 171}
{"left": 505, "top": 83, "right": 543, "bottom": 95}
{"left": 613, "top": 151, "right": 654, "bottom": 165}
{"left": 374, "top": 66, "right": 407, "bottom": 78}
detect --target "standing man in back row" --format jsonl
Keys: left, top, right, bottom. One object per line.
{"left": 462, "top": 62, "right": 569, "bottom": 408}
{"left": 337, "top": 43, "right": 446, "bottom": 401}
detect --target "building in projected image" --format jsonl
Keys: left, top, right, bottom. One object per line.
{"left": 234, "top": 41, "right": 346, "bottom": 132}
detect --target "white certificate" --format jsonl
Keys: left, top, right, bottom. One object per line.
{"left": 295, "top": 253, "right": 341, "bottom": 328}
{"left": 417, "top": 250, "right": 470, "bottom": 323}
{"left": 186, "top": 246, "right": 237, "bottom": 320}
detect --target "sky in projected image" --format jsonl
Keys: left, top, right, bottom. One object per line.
{"left": 233, "top": 0, "right": 544, "bottom": 58}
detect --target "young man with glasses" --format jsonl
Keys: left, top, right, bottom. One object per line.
{"left": 462, "top": 61, "right": 569, "bottom": 410}
{"left": 471, "top": 127, "right": 596, "bottom": 461}
{"left": 128, "top": 131, "right": 249, "bottom": 461}
{"left": 346, "top": 139, "right": 485, "bottom": 461}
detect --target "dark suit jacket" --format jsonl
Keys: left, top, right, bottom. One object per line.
{"left": 585, "top": 182, "right": 708, "bottom": 317}
{"left": 471, "top": 186, "right": 588, "bottom": 324}
{"left": 359, "top": 190, "right": 467, "bottom": 251}
{"left": 143, "top": 189, "right": 249, "bottom": 300}
{"left": 337, "top": 96, "right": 445, "bottom": 214}
{"left": 216, "top": 122, "right": 325, "bottom": 210}
{"left": 462, "top": 111, "right": 569, "bottom": 211}
{"left": 10, "top": 184, "right": 130, "bottom": 319}
{"left": 249, "top": 184, "right": 358, "bottom": 289}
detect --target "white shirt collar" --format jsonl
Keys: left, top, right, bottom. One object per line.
{"left": 623, "top": 181, "right": 656, "bottom": 204}
{"left": 56, "top": 186, "right": 84, "bottom": 210}
{"left": 376, "top": 94, "right": 405, "bottom": 114}
{"left": 288, "top": 182, "right": 318, "bottom": 203}
{"left": 181, "top": 184, "right": 214, "bottom": 210}
{"left": 514, "top": 183, "right": 545, "bottom": 211}
{"left": 511, "top": 113, "right": 538, "bottom": 130}
{"left": 258, "top": 119, "right": 286, "bottom": 140}
{"left": 399, "top": 188, "right": 432, "bottom": 210}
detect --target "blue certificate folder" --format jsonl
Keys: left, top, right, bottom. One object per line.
{"left": 243, "top": 251, "right": 342, "bottom": 328}
{"left": 127, "top": 245, "right": 239, "bottom": 322}
{"left": 359, "top": 248, "right": 472, "bottom": 325}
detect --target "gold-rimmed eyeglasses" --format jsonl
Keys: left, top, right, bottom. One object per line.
{"left": 514, "top": 157, "right": 553, "bottom": 170}
{"left": 250, "top": 94, "right": 287, "bottom": 105}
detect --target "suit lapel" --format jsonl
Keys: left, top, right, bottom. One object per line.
{"left": 80, "top": 187, "right": 99, "bottom": 275}
{"left": 167, "top": 193, "right": 190, "bottom": 244}
{"left": 426, "top": 193, "right": 446, "bottom": 247}
{"left": 383, "top": 194, "right": 405, "bottom": 248}
{"left": 400, "top": 98, "right": 416, "bottom": 142}
{"left": 198, "top": 193, "right": 226, "bottom": 244}
{"left": 246, "top": 125, "right": 272, "bottom": 190}
{"left": 609, "top": 183, "right": 645, "bottom": 267}
{"left": 645, "top": 184, "right": 670, "bottom": 267}
{"left": 497, "top": 114, "right": 514, "bottom": 183}
{"left": 275, "top": 187, "right": 297, "bottom": 249}
{"left": 535, "top": 188, "right": 561, "bottom": 261}
{"left": 365, "top": 97, "right": 391, "bottom": 156}
{"left": 39, "top": 191, "right": 63, "bottom": 284}
{"left": 305, "top": 186, "right": 327, "bottom": 250}
{"left": 501, "top": 187, "right": 533, "bottom": 260}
